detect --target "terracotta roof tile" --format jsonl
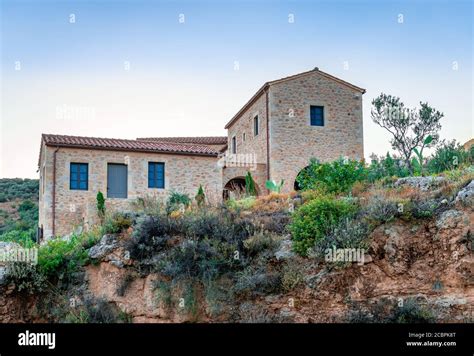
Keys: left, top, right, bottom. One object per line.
{"left": 137, "top": 136, "right": 227, "bottom": 145}
{"left": 41, "top": 134, "right": 219, "bottom": 156}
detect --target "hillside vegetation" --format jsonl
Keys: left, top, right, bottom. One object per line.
{"left": 0, "top": 179, "right": 39, "bottom": 244}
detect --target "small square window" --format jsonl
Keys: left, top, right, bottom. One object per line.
{"left": 310, "top": 106, "right": 324, "bottom": 126}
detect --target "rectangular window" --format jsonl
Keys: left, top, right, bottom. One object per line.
{"left": 254, "top": 115, "right": 259, "bottom": 136}
{"left": 148, "top": 162, "right": 165, "bottom": 188}
{"left": 70, "top": 163, "right": 88, "bottom": 190}
{"left": 310, "top": 106, "right": 324, "bottom": 126}
{"left": 243, "top": 132, "right": 246, "bottom": 142}
{"left": 232, "top": 136, "right": 236, "bottom": 154}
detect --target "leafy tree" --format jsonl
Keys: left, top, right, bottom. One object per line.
{"left": 371, "top": 93, "right": 443, "bottom": 173}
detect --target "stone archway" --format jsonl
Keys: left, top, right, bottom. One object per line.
{"left": 223, "top": 176, "right": 260, "bottom": 200}
{"left": 294, "top": 165, "right": 310, "bottom": 191}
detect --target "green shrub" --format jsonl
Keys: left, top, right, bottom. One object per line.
{"left": 243, "top": 232, "right": 280, "bottom": 258}
{"left": 289, "top": 196, "right": 356, "bottom": 256}
{"left": 38, "top": 234, "right": 90, "bottom": 279}
{"left": 367, "top": 153, "right": 410, "bottom": 182}
{"left": 361, "top": 195, "right": 399, "bottom": 225}
{"left": 101, "top": 212, "right": 133, "bottom": 234}
{"left": 245, "top": 172, "right": 257, "bottom": 196}
{"left": 311, "top": 218, "right": 369, "bottom": 263}
{"left": 6, "top": 262, "right": 47, "bottom": 294}
{"left": 427, "top": 140, "right": 469, "bottom": 174}
{"left": 296, "top": 157, "right": 366, "bottom": 194}
{"left": 167, "top": 191, "right": 191, "bottom": 212}
{"left": 391, "top": 299, "right": 435, "bottom": 323}
{"left": 96, "top": 191, "right": 106, "bottom": 218}
{"left": 195, "top": 185, "right": 205, "bottom": 206}
{"left": 280, "top": 259, "right": 304, "bottom": 292}
{"left": 226, "top": 197, "right": 256, "bottom": 211}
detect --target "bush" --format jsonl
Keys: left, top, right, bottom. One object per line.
{"left": 243, "top": 232, "right": 280, "bottom": 258}
{"left": 38, "top": 234, "right": 91, "bottom": 279}
{"left": 280, "top": 259, "right": 304, "bottom": 292}
{"left": 296, "top": 157, "right": 366, "bottom": 194}
{"left": 234, "top": 266, "right": 282, "bottom": 296}
{"left": 195, "top": 185, "right": 205, "bottom": 206}
{"left": 361, "top": 195, "right": 399, "bottom": 225}
{"left": 101, "top": 212, "right": 133, "bottom": 234}
{"left": 96, "top": 191, "right": 106, "bottom": 218}
{"left": 182, "top": 208, "right": 255, "bottom": 246}
{"left": 167, "top": 191, "right": 191, "bottom": 212}
{"left": 289, "top": 196, "right": 356, "bottom": 256}
{"left": 126, "top": 214, "right": 176, "bottom": 261}
{"left": 6, "top": 262, "right": 47, "bottom": 294}
{"left": 158, "top": 238, "right": 240, "bottom": 281}
{"left": 367, "top": 153, "right": 410, "bottom": 182}
{"left": 427, "top": 140, "right": 469, "bottom": 174}
{"left": 311, "top": 218, "right": 369, "bottom": 262}
{"left": 391, "top": 299, "right": 435, "bottom": 323}
{"left": 226, "top": 197, "right": 256, "bottom": 211}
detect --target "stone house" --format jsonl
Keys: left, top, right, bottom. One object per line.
{"left": 38, "top": 67, "right": 365, "bottom": 239}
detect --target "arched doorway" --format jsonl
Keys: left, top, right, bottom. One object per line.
{"left": 223, "top": 177, "right": 259, "bottom": 200}
{"left": 294, "top": 166, "right": 310, "bottom": 191}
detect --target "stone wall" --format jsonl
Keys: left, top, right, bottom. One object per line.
{"left": 39, "top": 146, "right": 222, "bottom": 238}
{"left": 268, "top": 71, "right": 364, "bottom": 192}
{"left": 226, "top": 93, "right": 268, "bottom": 166}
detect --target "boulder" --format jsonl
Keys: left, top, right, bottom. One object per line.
{"left": 455, "top": 180, "right": 474, "bottom": 207}
{"left": 436, "top": 209, "right": 464, "bottom": 230}
{"left": 274, "top": 236, "right": 295, "bottom": 261}
{"left": 88, "top": 234, "right": 119, "bottom": 260}
{"left": 394, "top": 176, "right": 445, "bottom": 191}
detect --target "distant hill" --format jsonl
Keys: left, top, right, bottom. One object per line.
{"left": 0, "top": 178, "right": 39, "bottom": 239}
{"left": 0, "top": 178, "right": 39, "bottom": 202}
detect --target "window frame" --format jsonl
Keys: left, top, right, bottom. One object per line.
{"left": 232, "top": 136, "right": 236, "bottom": 154}
{"left": 310, "top": 105, "right": 325, "bottom": 126}
{"left": 70, "top": 162, "right": 88, "bottom": 191}
{"left": 148, "top": 162, "right": 165, "bottom": 189}
{"left": 253, "top": 115, "right": 259, "bottom": 136}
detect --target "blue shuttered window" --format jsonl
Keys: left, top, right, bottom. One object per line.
{"left": 310, "top": 106, "right": 324, "bottom": 126}
{"left": 148, "top": 162, "right": 165, "bottom": 188}
{"left": 70, "top": 163, "right": 88, "bottom": 190}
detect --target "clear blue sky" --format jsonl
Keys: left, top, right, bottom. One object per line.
{"left": 1, "top": 0, "right": 472, "bottom": 178}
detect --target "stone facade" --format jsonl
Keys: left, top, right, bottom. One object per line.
{"left": 268, "top": 71, "right": 364, "bottom": 192}
{"left": 39, "top": 144, "right": 222, "bottom": 238}
{"left": 38, "top": 68, "right": 365, "bottom": 238}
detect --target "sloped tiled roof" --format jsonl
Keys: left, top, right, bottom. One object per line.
{"left": 41, "top": 134, "right": 220, "bottom": 156}
{"left": 137, "top": 136, "right": 227, "bottom": 145}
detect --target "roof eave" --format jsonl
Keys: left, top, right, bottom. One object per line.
{"left": 43, "top": 142, "right": 219, "bottom": 157}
